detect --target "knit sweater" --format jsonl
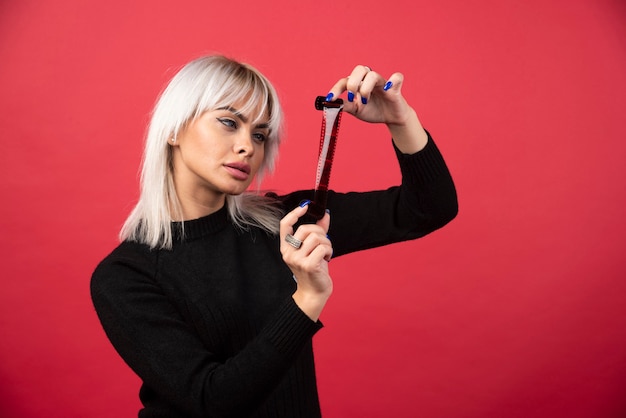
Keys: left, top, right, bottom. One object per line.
{"left": 91, "top": 135, "right": 458, "bottom": 417}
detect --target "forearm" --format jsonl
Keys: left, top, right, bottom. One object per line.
{"left": 319, "top": 134, "right": 456, "bottom": 256}
{"left": 387, "top": 106, "right": 428, "bottom": 154}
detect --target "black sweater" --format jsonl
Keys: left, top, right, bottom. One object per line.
{"left": 91, "top": 135, "right": 458, "bottom": 417}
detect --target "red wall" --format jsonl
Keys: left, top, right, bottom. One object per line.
{"left": 1, "top": 1, "right": 625, "bottom": 417}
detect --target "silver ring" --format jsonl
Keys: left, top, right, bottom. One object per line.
{"left": 285, "top": 234, "right": 303, "bottom": 249}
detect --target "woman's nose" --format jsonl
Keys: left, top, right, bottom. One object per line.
{"left": 234, "top": 130, "right": 254, "bottom": 155}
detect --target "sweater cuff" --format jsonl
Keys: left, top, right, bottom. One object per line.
{"left": 263, "top": 298, "right": 323, "bottom": 359}
{"left": 393, "top": 130, "right": 451, "bottom": 186}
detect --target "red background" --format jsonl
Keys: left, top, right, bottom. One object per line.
{"left": 1, "top": 0, "right": 625, "bottom": 417}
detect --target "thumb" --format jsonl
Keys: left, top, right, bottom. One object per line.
{"left": 316, "top": 210, "right": 331, "bottom": 234}
{"left": 384, "top": 72, "right": 404, "bottom": 94}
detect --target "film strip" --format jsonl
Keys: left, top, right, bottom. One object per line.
{"left": 306, "top": 95, "right": 344, "bottom": 221}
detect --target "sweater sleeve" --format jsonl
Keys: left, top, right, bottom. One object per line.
{"left": 91, "top": 246, "right": 322, "bottom": 417}
{"left": 282, "top": 132, "right": 458, "bottom": 257}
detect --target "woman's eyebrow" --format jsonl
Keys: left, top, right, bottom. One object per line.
{"left": 217, "top": 106, "right": 269, "bottom": 129}
{"left": 217, "top": 106, "right": 247, "bottom": 122}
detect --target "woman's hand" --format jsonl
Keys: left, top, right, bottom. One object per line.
{"left": 326, "top": 65, "right": 428, "bottom": 154}
{"left": 280, "top": 202, "right": 333, "bottom": 321}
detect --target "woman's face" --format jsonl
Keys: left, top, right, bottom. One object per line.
{"left": 170, "top": 102, "right": 269, "bottom": 216}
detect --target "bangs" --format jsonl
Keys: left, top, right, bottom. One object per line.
{"left": 193, "top": 63, "right": 281, "bottom": 144}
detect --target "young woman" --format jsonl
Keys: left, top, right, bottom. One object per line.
{"left": 91, "top": 55, "right": 457, "bottom": 417}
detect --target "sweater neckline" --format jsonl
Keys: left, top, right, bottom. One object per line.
{"left": 171, "top": 205, "right": 229, "bottom": 240}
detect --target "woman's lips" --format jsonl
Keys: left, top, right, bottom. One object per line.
{"left": 224, "top": 162, "right": 251, "bottom": 180}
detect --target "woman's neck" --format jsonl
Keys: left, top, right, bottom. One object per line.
{"left": 170, "top": 193, "right": 226, "bottom": 221}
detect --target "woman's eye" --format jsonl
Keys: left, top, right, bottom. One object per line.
{"left": 253, "top": 132, "right": 267, "bottom": 143}
{"left": 218, "top": 118, "right": 237, "bottom": 129}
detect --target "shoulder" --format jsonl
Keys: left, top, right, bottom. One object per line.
{"left": 91, "top": 240, "right": 160, "bottom": 294}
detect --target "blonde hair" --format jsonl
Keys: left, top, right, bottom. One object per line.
{"left": 120, "top": 55, "right": 284, "bottom": 249}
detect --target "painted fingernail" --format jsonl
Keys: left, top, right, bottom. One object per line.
{"left": 347, "top": 91, "right": 355, "bottom": 102}
{"left": 299, "top": 199, "right": 311, "bottom": 208}
{"left": 325, "top": 208, "right": 331, "bottom": 214}
{"left": 326, "top": 92, "right": 334, "bottom": 101}
{"left": 361, "top": 96, "right": 368, "bottom": 105}
{"left": 383, "top": 81, "right": 393, "bottom": 91}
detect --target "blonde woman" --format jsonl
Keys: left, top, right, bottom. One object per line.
{"left": 91, "top": 55, "right": 457, "bottom": 417}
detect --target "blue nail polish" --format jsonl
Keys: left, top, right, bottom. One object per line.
{"left": 347, "top": 91, "right": 355, "bottom": 102}
{"left": 326, "top": 92, "right": 334, "bottom": 101}
{"left": 361, "top": 96, "right": 368, "bottom": 105}
{"left": 383, "top": 81, "right": 393, "bottom": 91}
{"left": 325, "top": 208, "right": 330, "bottom": 214}
{"left": 299, "top": 199, "right": 311, "bottom": 208}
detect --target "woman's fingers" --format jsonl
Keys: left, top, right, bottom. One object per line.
{"left": 282, "top": 206, "right": 333, "bottom": 320}
{"left": 345, "top": 64, "right": 375, "bottom": 98}
{"left": 324, "top": 65, "right": 409, "bottom": 120}
{"left": 326, "top": 65, "right": 381, "bottom": 104}
{"left": 325, "top": 66, "right": 412, "bottom": 126}
{"left": 280, "top": 205, "right": 332, "bottom": 266}
{"left": 279, "top": 201, "right": 310, "bottom": 238}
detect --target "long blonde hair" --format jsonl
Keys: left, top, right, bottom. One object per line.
{"left": 120, "top": 55, "right": 284, "bottom": 249}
